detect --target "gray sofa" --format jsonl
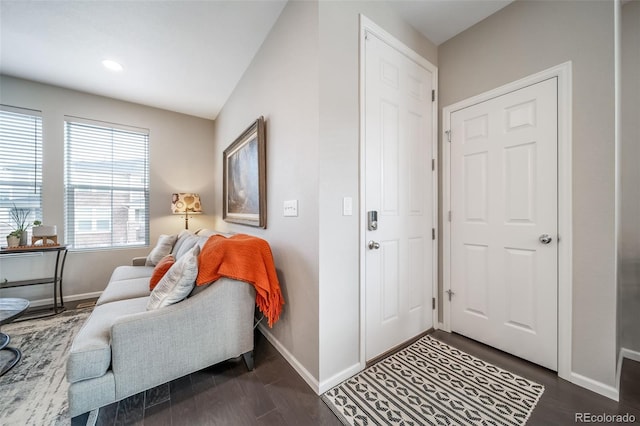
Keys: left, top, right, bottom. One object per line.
{"left": 66, "top": 230, "right": 256, "bottom": 417}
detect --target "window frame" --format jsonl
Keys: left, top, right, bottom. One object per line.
{"left": 0, "top": 105, "right": 43, "bottom": 239}
{"left": 64, "top": 116, "right": 150, "bottom": 251}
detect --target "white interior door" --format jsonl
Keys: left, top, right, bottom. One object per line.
{"left": 364, "top": 32, "right": 434, "bottom": 361}
{"left": 449, "top": 78, "right": 558, "bottom": 370}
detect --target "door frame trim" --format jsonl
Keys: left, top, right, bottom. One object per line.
{"left": 359, "top": 15, "right": 439, "bottom": 367}
{"left": 442, "top": 62, "right": 573, "bottom": 381}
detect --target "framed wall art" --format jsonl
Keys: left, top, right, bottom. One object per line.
{"left": 223, "top": 116, "right": 266, "bottom": 228}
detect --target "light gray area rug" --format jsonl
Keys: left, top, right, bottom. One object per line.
{"left": 0, "top": 308, "right": 91, "bottom": 426}
{"left": 323, "top": 336, "right": 544, "bottom": 426}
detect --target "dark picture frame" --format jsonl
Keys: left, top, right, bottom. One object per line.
{"left": 223, "top": 116, "right": 267, "bottom": 228}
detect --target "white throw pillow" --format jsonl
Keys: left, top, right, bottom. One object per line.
{"left": 173, "top": 234, "right": 200, "bottom": 261}
{"left": 146, "top": 234, "right": 178, "bottom": 266}
{"left": 170, "top": 230, "right": 193, "bottom": 255}
{"left": 147, "top": 245, "right": 200, "bottom": 310}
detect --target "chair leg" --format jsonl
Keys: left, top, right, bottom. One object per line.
{"left": 242, "top": 350, "right": 254, "bottom": 371}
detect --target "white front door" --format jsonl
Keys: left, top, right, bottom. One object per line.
{"left": 364, "top": 31, "right": 435, "bottom": 361}
{"left": 449, "top": 78, "right": 558, "bottom": 370}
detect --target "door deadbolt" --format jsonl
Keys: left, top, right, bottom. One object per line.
{"left": 367, "top": 211, "right": 378, "bottom": 231}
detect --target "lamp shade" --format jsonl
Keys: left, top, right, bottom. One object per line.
{"left": 171, "top": 193, "right": 202, "bottom": 214}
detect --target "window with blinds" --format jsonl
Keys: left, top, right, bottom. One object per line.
{"left": 64, "top": 118, "right": 149, "bottom": 250}
{"left": 0, "top": 106, "right": 42, "bottom": 238}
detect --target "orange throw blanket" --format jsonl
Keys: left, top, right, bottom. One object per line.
{"left": 196, "top": 234, "right": 284, "bottom": 327}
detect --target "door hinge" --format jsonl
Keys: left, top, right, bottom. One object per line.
{"left": 432, "top": 297, "right": 436, "bottom": 310}
{"left": 431, "top": 158, "right": 435, "bottom": 171}
{"left": 432, "top": 228, "right": 435, "bottom": 240}
{"left": 448, "top": 211, "right": 452, "bottom": 222}
{"left": 432, "top": 90, "right": 435, "bottom": 102}
{"left": 445, "top": 130, "right": 451, "bottom": 143}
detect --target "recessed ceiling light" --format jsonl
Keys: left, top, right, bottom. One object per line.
{"left": 102, "top": 59, "right": 123, "bottom": 72}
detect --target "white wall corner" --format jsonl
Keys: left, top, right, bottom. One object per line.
{"left": 570, "top": 372, "right": 619, "bottom": 401}
{"left": 616, "top": 347, "right": 640, "bottom": 396}
{"left": 257, "top": 323, "right": 320, "bottom": 394}
{"left": 318, "top": 362, "right": 362, "bottom": 395}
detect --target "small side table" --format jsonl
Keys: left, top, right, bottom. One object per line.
{"left": 0, "top": 297, "right": 30, "bottom": 376}
{"left": 0, "top": 245, "right": 68, "bottom": 316}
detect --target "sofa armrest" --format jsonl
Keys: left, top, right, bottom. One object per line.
{"left": 131, "top": 257, "right": 147, "bottom": 266}
{"left": 109, "top": 278, "right": 255, "bottom": 398}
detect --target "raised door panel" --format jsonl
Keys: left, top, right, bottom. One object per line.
{"left": 450, "top": 78, "right": 558, "bottom": 370}
{"left": 365, "top": 32, "right": 434, "bottom": 361}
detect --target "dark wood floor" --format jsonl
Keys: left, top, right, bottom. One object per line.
{"left": 71, "top": 330, "right": 341, "bottom": 426}
{"left": 71, "top": 327, "right": 640, "bottom": 426}
{"left": 432, "top": 331, "right": 640, "bottom": 425}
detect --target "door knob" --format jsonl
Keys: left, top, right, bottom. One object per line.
{"left": 368, "top": 240, "right": 380, "bottom": 250}
{"left": 539, "top": 234, "right": 553, "bottom": 244}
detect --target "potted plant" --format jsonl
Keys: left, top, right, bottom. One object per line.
{"left": 6, "top": 205, "right": 32, "bottom": 247}
{"left": 6, "top": 230, "right": 21, "bottom": 248}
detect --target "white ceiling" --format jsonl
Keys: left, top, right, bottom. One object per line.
{"left": 0, "top": 0, "right": 512, "bottom": 120}
{"left": 387, "top": 0, "right": 514, "bottom": 46}
{"left": 0, "top": 0, "right": 288, "bottom": 119}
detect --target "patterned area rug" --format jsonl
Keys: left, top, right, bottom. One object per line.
{"left": 323, "top": 336, "right": 544, "bottom": 426}
{"left": 0, "top": 308, "right": 91, "bottom": 426}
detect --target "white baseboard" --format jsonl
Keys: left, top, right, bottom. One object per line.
{"left": 26, "top": 291, "right": 102, "bottom": 308}
{"left": 256, "top": 324, "right": 362, "bottom": 395}
{"left": 616, "top": 347, "right": 640, "bottom": 397}
{"left": 67, "top": 291, "right": 102, "bottom": 303}
{"left": 620, "top": 347, "right": 640, "bottom": 363}
{"left": 257, "top": 323, "right": 320, "bottom": 394}
{"left": 570, "top": 371, "right": 619, "bottom": 401}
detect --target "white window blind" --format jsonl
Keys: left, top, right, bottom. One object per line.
{"left": 0, "top": 106, "right": 42, "bottom": 238}
{"left": 64, "top": 118, "right": 149, "bottom": 250}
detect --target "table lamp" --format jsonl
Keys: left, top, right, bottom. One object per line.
{"left": 171, "top": 193, "right": 202, "bottom": 229}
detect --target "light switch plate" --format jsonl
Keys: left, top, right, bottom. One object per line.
{"left": 343, "top": 197, "right": 353, "bottom": 216}
{"left": 284, "top": 200, "right": 298, "bottom": 217}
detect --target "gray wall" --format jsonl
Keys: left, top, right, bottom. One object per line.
{"left": 0, "top": 76, "right": 216, "bottom": 303}
{"left": 619, "top": 0, "right": 640, "bottom": 354}
{"left": 5, "top": 0, "right": 624, "bottom": 396}
{"left": 211, "top": 0, "right": 437, "bottom": 387}
{"left": 0, "top": 0, "right": 437, "bottom": 390}
{"left": 317, "top": 0, "right": 437, "bottom": 386}
{"left": 211, "top": 1, "right": 321, "bottom": 378}
{"left": 438, "top": 0, "right": 617, "bottom": 387}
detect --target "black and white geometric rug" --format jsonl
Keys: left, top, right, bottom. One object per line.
{"left": 0, "top": 308, "right": 91, "bottom": 426}
{"left": 322, "top": 335, "right": 544, "bottom": 426}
